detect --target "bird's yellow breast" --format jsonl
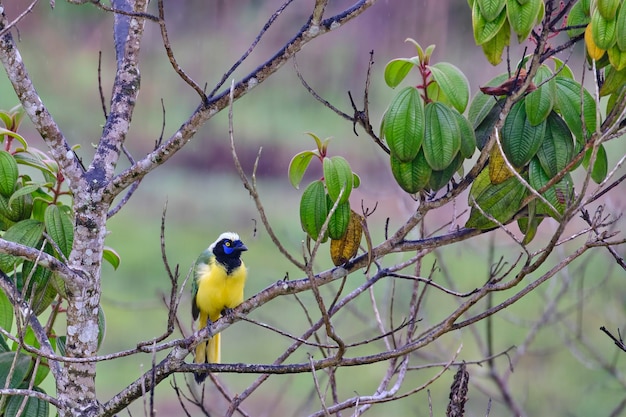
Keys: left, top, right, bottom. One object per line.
{"left": 195, "top": 258, "right": 247, "bottom": 322}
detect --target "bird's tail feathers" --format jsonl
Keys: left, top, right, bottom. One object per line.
{"left": 209, "top": 332, "right": 221, "bottom": 363}
{"left": 193, "top": 333, "right": 221, "bottom": 384}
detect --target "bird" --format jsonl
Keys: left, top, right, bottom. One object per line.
{"left": 191, "top": 232, "right": 248, "bottom": 383}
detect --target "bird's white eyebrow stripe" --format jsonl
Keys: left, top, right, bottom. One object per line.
{"left": 208, "top": 232, "right": 241, "bottom": 251}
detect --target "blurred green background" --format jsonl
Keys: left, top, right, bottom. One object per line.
{"left": 1, "top": 1, "right": 626, "bottom": 416}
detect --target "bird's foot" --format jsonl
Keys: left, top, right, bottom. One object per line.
{"left": 204, "top": 318, "right": 213, "bottom": 328}
{"left": 221, "top": 307, "right": 235, "bottom": 318}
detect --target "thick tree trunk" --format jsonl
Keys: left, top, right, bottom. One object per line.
{"left": 57, "top": 187, "right": 110, "bottom": 415}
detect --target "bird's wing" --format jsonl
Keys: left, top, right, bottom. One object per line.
{"left": 191, "top": 248, "right": 213, "bottom": 321}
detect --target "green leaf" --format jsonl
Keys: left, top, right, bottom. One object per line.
{"left": 481, "top": 17, "right": 511, "bottom": 65}
{"left": 305, "top": 132, "right": 330, "bottom": 156}
{"left": 507, "top": 0, "right": 542, "bottom": 42}
{"left": 468, "top": 75, "right": 508, "bottom": 127}
{"left": 554, "top": 77, "right": 597, "bottom": 145}
{"left": 582, "top": 144, "right": 608, "bottom": 183}
{"left": 422, "top": 102, "right": 461, "bottom": 170}
{"left": 428, "top": 62, "right": 471, "bottom": 113}
{"left": 18, "top": 326, "right": 55, "bottom": 386}
{"left": 8, "top": 184, "right": 37, "bottom": 213}
{"left": 0, "top": 150, "right": 18, "bottom": 198}
{"left": 429, "top": 153, "right": 464, "bottom": 192}
{"left": 9, "top": 105, "right": 25, "bottom": 134}
{"left": 552, "top": 57, "right": 575, "bottom": 79}
{"left": 591, "top": 8, "right": 617, "bottom": 50}
{"left": 13, "top": 149, "right": 57, "bottom": 179}
{"left": 525, "top": 64, "right": 556, "bottom": 125}
{"left": 352, "top": 173, "right": 361, "bottom": 189}
{"left": 0, "top": 334, "right": 10, "bottom": 353}
{"left": 518, "top": 203, "right": 543, "bottom": 244}
{"left": 474, "top": 99, "right": 502, "bottom": 150}
{"left": 501, "top": 99, "right": 546, "bottom": 167}
{"left": 528, "top": 157, "right": 574, "bottom": 217}
{"left": 327, "top": 198, "right": 351, "bottom": 240}
{"left": 0, "top": 219, "right": 45, "bottom": 273}
{"left": 597, "top": 0, "right": 620, "bottom": 20}
{"left": 466, "top": 169, "right": 527, "bottom": 229}
{"left": 22, "top": 252, "right": 56, "bottom": 316}
{"left": 0, "top": 351, "right": 31, "bottom": 388}
{"left": 390, "top": 150, "right": 431, "bottom": 194}
{"left": 477, "top": 0, "right": 507, "bottom": 21}
{"left": 405, "top": 38, "right": 426, "bottom": 61}
{"left": 536, "top": 112, "right": 574, "bottom": 177}
{"left": 0, "top": 111, "right": 12, "bottom": 130}
{"left": 57, "top": 336, "right": 66, "bottom": 356}
{"left": 0, "top": 289, "right": 13, "bottom": 333}
{"left": 44, "top": 205, "right": 73, "bottom": 260}
{"left": 472, "top": 1, "right": 508, "bottom": 44}
{"left": 288, "top": 150, "right": 317, "bottom": 189}
{"left": 299, "top": 180, "right": 328, "bottom": 241}
{"left": 323, "top": 156, "right": 353, "bottom": 204}
{"left": 0, "top": 193, "right": 29, "bottom": 229}
{"left": 384, "top": 58, "right": 418, "bottom": 88}
{"left": 566, "top": 0, "right": 590, "bottom": 38}
{"left": 617, "top": 1, "right": 626, "bottom": 50}
{"left": 382, "top": 86, "right": 425, "bottom": 162}
{"left": 451, "top": 108, "right": 476, "bottom": 159}
{"left": 608, "top": 43, "right": 626, "bottom": 70}
{"left": 103, "top": 247, "right": 121, "bottom": 270}
{"left": 468, "top": 93, "right": 496, "bottom": 131}
{"left": 0, "top": 127, "right": 28, "bottom": 150}
{"left": 5, "top": 386, "right": 49, "bottom": 417}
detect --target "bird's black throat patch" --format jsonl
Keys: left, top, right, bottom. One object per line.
{"left": 217, "top": 256, "right": 243, "bottom": 275}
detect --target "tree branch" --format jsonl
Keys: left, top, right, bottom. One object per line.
{"left": 105, "top": 0, "right": 377, "bottom": 199}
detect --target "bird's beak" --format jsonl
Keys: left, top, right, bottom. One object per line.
{"left": 236, "top": 243, "right": 248, "bottom": 252}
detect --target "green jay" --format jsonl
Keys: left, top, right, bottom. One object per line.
{"left": 191, "top": 232, "right": 248, "bottom": 383}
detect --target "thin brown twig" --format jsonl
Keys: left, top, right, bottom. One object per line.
{"left": 0, "top": 0, "right": 39, "bottom": 38}
{"left": 209, "top": 0, "right": 297, "bottom": 99}
{"left": 157, "top": 0, "right": 206, "bottom": 100}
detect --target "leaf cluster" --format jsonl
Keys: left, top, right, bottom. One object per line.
{"left": 382, "top": 39, "right": 476, "bottom": 195}
{"left": 469, "top": 0, "right": 545, "bottom": 64}
{"left": 288, "top": 133, "right": 362, "bottom": 265}
{"left": 0, "top": 106, "right": 114, "bottom": 416}
{"left": 465, "top": 59, "right": 607, "bottom": 242}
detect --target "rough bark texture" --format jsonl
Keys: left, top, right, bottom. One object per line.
{"left": 59, "top": 1, "right": 149, "bottom": 414}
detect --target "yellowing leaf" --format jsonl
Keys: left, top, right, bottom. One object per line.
{"left": 489, "top": 145, "right": 516, "bottom": 184}
{"left": 585, "top": 23, "right": 607, "bottom": 60}
{"left": 330, "top": 210, "right": 363, "bottom": 266}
